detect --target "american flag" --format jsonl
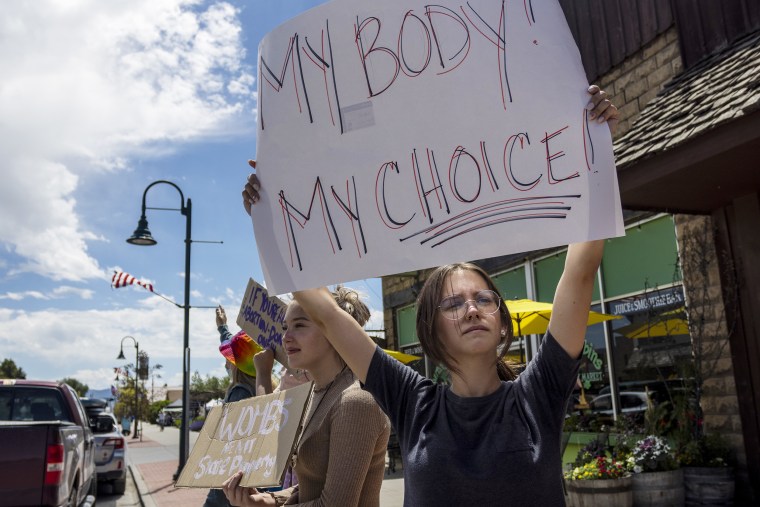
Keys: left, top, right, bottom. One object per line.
{"left": 111, "top": 271, "right": 154, "bottom": 293}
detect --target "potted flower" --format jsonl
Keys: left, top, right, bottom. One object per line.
{"left": 630, "top": 435, "right": 684, "bottom": 506}
{"left": 677, "top": 433, "right": 735, "bottom": 505}
{"left": 564, "top": 441, "right": 633, "bottom": 507}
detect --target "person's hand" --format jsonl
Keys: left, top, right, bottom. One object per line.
{"left": 253, "top": 348, "right": 275, "bottom": 375}
{"left": 586, "top": 85, "right": 619, "bottom": 135}
{"left": 216, "top": 305, "right": 227, "bottom": 327}
{"left": 222, "top": 471, "right": 276, "bottom": 506}
{"left": 242, "top": 160, "right": 262, "bottom": 216}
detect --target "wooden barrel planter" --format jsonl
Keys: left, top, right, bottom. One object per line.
{"left": 565, "top": 476, "right": 633, "bottom": 507}
{"left": 632, "top": 469, "right": 685, "bottom": 506}
{"left": 683, "top": 467, "right": 734, "bottom": 506}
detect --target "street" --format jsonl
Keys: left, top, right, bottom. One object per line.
{"left": 100, "top": 475, "right": 139, "bottom": 507}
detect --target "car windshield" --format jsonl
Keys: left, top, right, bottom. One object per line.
{"left": 93, "top": 414, "right": 117, "bottom": 433}
{"left": 590, "top": 395, "right": 612, "bottom": 411}
{"left": 0, "top": 387, "right": 70, "bottom": 421}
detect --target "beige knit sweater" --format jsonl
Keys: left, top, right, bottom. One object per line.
{"left": 277, "top": 368, "right": 390, "bottom": 506}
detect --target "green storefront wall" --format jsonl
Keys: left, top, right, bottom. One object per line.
{"left": 493, "top": 267, "right": 528, "bottom": 301}
{"left": 398, "top": 304, "right": 418, "bottom": 347}
{"left": 534, "top": 215, "right": 679, "bottom": 302}
{"left": 601, "top": 215, "right": 681, "bottom": 297}
{"left": 395, "top": 215, "right": 679, "bottom": 348}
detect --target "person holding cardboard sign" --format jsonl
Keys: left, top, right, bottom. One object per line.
{"left": 223, "top": 286, "right": 390, "bottom": 507}
{"left": 206, "top": 306, "right": 262, "bottom": 507}
{"left": 216, "top": 305, "right": 260, "bottom": 401}
{"left": 237, "top": 86, "right": 618, "bottom": 505}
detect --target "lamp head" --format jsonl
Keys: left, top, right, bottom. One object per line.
{"left": 117, "top": 348, "right": 126, "bottom": 360}
{"left": 127, "top": 215, "right": 157, "bottom": 246}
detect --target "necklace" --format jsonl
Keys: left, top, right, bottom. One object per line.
{"left": 290, "top": 364, "right": 348, "bottom": 470}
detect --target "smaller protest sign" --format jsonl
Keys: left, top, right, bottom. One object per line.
{"left": 236, "top": 278, "right": 289, "bottom": 368}
{"left": 176, "top": 382, "right": 313, "bottom": 488}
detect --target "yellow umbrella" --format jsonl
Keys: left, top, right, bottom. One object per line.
{"left": 383, "top": 349, "right": 422, "bottom": 364}
{"left": 504, "top": 298, "right": 621, "bottom": 337}
{"left": 618, "top": 308, "right": 689, "bottom": 339}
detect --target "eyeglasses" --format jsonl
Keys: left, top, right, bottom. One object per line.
{"left": 438, "top": 290, "right": 501, "bottom": 320}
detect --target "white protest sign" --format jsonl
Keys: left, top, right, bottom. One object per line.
{"left": 176, "top": 382, "right": 312, "bottom": 488}
{"left": 236, "top": 278, "right": 289, "bottom": 368}
{"left": 253, "top": 0, "right": 624, "bottom": 294}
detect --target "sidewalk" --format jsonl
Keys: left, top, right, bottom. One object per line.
{"left": 128, "top": 422, "right": 404, "bottom": 506}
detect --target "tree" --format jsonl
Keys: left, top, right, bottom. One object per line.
{"left": 0, "top": 358, "right": 26, "bottom": 379}
{"left": 61, "top": 377, "right": 90, "bottom": 397}
{"left": 190, "top": 370, "right": 230, "bottom": 403}
{"left": 113, "top": 364, "right": 143, "bottom": 419}
{"left": 675, "top": 217, "right": 738, "bottom": 443}
{"left": 639, "top": 217, "right": 740, "bottom": 464}
{"left": 149, "top": 363, "right": 163, "bottom": 401}
{"left": 147, "top": 399, "right": 171, "bottom": 426}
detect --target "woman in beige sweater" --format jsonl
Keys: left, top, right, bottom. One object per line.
{"left": 223, "top": 286, "right": 390, "bottom": 507}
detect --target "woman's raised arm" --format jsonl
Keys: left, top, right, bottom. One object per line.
{"left": 242, "top": 163, "right": 377, "bottom": 382}
{"left": 547, "top": 86, "right": 617, "bottom": 358}
{"left": 547, "top": 240, "right": 604, "bottom": 359}
{"left": 293, "top": 288, "right": 377, "bottom": 383}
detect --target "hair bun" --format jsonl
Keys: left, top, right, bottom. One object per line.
{"left": 333, "top": 285, "right": 371, "bottom": 326}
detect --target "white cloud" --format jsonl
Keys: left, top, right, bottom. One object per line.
{"left": 51, "top": 286, "right": 95, "bottom": 300}
{"left": 67, "top": 367, "right": 119, "bottom": 394}
{"left": 0, "top": 297, "right": 228, "bottom": 389}
{"left": 366, "top": 308, "right": 385, "bottom": 332}
{"left": 0, "top": 285, "right": 94, "bottom": 300}
{"left": 0, "top": 290, "right": 48, "bottom": 301}
{"left": 0, "top": 0, "right": 255, "bottom": 282}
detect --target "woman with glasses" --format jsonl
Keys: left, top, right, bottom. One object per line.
{"left": 232, "top": 86, "right": 618, "bottom": 506}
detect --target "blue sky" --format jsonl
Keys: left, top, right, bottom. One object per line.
{"left": 0, "top": 0, "right": 384, "bottom": 390}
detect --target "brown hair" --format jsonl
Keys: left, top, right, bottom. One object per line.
{"left": 332, "top": 285, "right": 371, "bottom": 326}
{"left": 226, "top": 361, "right": 258, "bottom": 398}
{"left": 415, "top": 263, "right": 516, "bottom": 381}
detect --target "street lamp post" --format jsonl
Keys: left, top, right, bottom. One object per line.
{"left": 126, "top": 180, "right": 191, "bottom": 480}
{"left": 149, "top": 363, "right": 163, "bottom": 402}
{"left": 117, "top": 335, "right": 139, "bottom": 439}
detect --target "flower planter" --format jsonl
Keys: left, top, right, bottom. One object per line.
{"left": 632, "top": 469, "right": 684, "bottom": 506}
{"left": 682, "top": 466, "right": 734, "bottom": 506}
{"left": 565, "top": 476, "right": 633, "bottom": 507}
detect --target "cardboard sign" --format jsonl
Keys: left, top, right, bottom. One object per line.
{"left": 236, "top": 278, "right": 289, "bottom": 368}
{"left": 176, "top": 382, "right": 313, "bottom": 488}
{"left": 251, "top": 0, "right": 624, "bottom": 294}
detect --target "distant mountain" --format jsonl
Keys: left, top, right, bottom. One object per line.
{"left": 87, "top": 388, "right": 115, "bottom": 400}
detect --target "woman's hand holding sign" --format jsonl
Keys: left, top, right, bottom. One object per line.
{"left": 222, "top": 471, "right": 275, "bottom": 506}
{"left": 243, "top": 159, "right": 261, "bottom": 215}
{"left": 586, "top": 85, "right": 619, "bottom": 133}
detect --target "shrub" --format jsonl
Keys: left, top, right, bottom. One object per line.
{"left": 565, "top": 456, "right": 629, "bottom": 480}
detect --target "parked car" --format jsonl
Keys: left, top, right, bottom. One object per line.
{"left": 0, "top": 379, "right": 97, "bottom": 507}
{"left": 597, "top": 378, "right": 689, "bottom": 404}
{"left": 586, "top": 391, "right": 651, "bottom": 425}
{"left": 80, "top": 398, "right": 128, "bottom": 494}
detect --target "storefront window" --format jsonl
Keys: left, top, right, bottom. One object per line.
{"left": 396, "top": 305, "right": 426, "bottom": 376}
{"left": 608, "top": 286, "right": 692, "bottom": 390}
{"left": 570, "top": 286, "right": 693, "bottom": 428}
{"left": 578, "top": 309, "right": 608, "bottom": 390}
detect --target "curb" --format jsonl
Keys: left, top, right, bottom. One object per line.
{"left": 129, "top": 464, "right": 156, "bottom": 507}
